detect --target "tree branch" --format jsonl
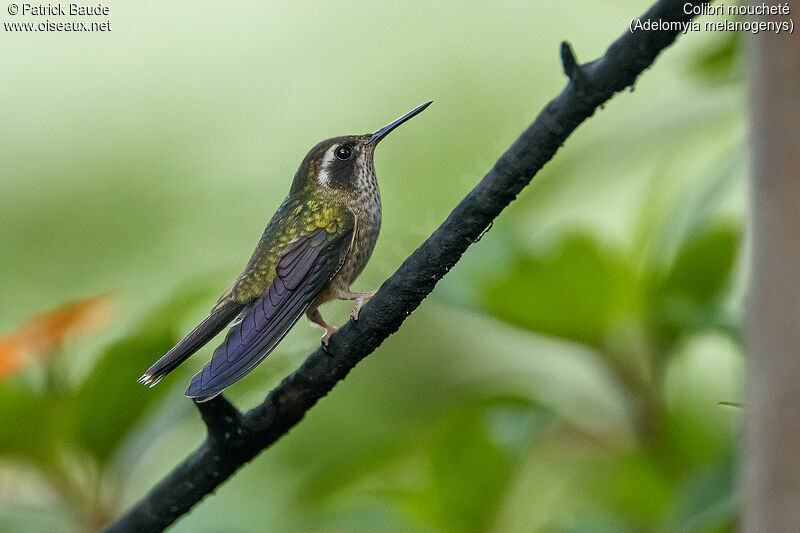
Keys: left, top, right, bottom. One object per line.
{"left": 106, "top": 1, "right": 709, "bottom": 530}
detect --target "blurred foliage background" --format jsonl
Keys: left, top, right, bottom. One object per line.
{"left": 0, "top": 1, "right": 746, "bottom": 531}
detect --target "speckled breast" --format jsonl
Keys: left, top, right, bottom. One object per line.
{"left": 323, "top": 179, "right": 382, "bottom": 301}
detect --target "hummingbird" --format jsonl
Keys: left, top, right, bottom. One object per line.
{"left": 138, "top": 101, "right": 432, "bottom": 402}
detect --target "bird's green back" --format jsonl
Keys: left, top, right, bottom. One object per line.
{"left": 225, "top": 188, "right": 354, "bottom": 304}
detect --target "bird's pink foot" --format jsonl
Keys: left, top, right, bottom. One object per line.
{"left": 307, "top": 308, "right": 338, "bottom": 345}
{"left": 349, "top": 290, "right": 377, "bottom": 321}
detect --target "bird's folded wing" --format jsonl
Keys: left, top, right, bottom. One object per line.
{"left": 186, "top": 223, "right": 354, "bottom": 401}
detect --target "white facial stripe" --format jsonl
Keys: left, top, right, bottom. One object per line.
{"left": 317, "top": 145, "right": 337, "bottom": 187}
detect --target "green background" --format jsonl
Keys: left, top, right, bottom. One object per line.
{"left": 0, "top": 1, "right": 745, "bottom": 531}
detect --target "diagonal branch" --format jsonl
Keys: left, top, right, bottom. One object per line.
{"left": 106, "top": 1, "right": 709, "bottom": 531}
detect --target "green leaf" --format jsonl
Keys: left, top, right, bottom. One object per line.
{"left": 73, "top": 330, "right": 178, "bottom": 464}
{"left": 0, "top": 383, "right": 66, "bottom": 465}
{"left": 482, "top": 235, "right": 638, "bottom": 349}
{"left": 430, "top": 418, "right": 507, "bottom": 533}
{"left": 667, "top": 453, "right": 737, "bottom": 533}
{"left": 73, "top": 285, "right": 216, "bottom": 464}
{"left": 633, "top": 148, "right": 742, "bottom": 280}
{"left": 688, "top": 32, "right": 742, "bottom": 84}
{"left": 401, "top": 399, "right": 539, "bottom": 533}
{"left": 648, "top": 224, "right": 740, "bottom": 341}
{"left": 580, "top": 451, "right": 674, "bottom": 527}
{"left": 659, "top": 224, "right": 739, "bottom": 303}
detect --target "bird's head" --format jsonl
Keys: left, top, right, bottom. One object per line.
{"left": 291, "top": 101, "right": 431, "bottom": 196}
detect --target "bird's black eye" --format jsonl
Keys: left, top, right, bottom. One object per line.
{"left": 334, "top": 145, "right": 354, "bottom": 160}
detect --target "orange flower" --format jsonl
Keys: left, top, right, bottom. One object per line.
{"left": 0, "top": 293, "right": 115, "bottom": 380}
{"left": 0, "top": 335, "right": 28, "bottom": 379}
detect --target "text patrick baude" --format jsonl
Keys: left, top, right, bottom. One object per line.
{"left": 20, "top": 3, "right": 109, "bottom": 16}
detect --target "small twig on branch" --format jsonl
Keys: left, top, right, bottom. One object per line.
{"left": 105, "top": 1, "right": 709, "bottom": 531}
{"left": 560, "top": 41, "right": 590, "bottom": 92}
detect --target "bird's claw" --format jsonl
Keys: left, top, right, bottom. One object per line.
{"left": 350, "top": 299, "right": 364, "bottom": 321}
{"left": 321, "top": 325, "right": 338, "bottom": 345}
{"left": 350, "top": 291, "right": 376, "bottom": 321}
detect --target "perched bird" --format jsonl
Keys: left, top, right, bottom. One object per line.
{"left": 138, "top": 101, "right": 432, "bottom": 402}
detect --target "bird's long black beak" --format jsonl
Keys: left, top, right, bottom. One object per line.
{"left": 368, "top": 101, "right": 432, "bottom": 145}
